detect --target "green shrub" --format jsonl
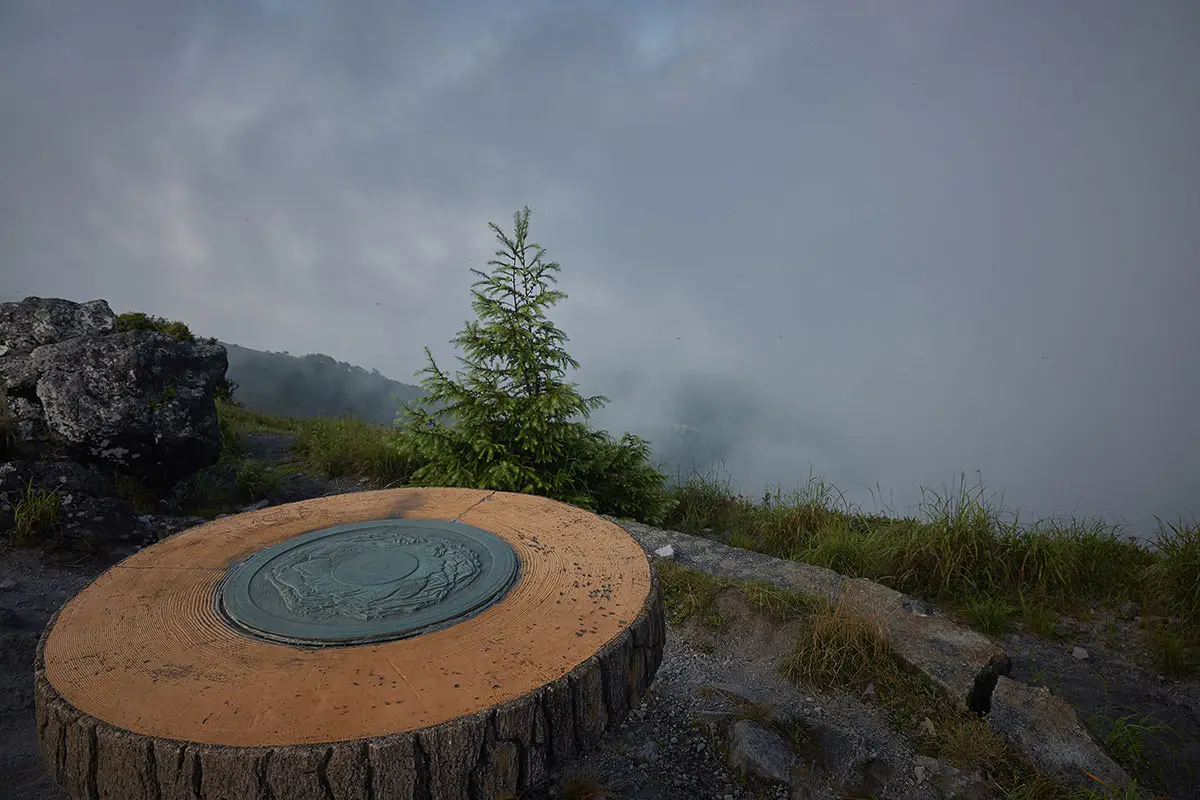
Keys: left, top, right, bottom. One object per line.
{"left": 234, "top": 460, "right": 282, "bottom": 501}
{"left": 175, "top": 469, "right": 232, "bottom": 518}
{"left": 216, "top": 401, "right": 248, "bottom": 460}
{"left": 214, "top": 378, "right": 239, "bottom": 405}
{"left": 116, "top": 311, "right": 195, "bottom": 342}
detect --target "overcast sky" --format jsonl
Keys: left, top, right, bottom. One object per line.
{"left": 3, "top": 0, "right": 1198, "bottom": 541}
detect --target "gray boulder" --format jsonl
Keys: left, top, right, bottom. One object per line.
{"left": 23, "top": 331, "right": 226, "bottom": 484}
{"left": 0, "top": 296, "right": 116, "bottom": 355}
{"left": 987, "top": 676, "right": 1143, "bottom": 796}
{"left": 0, "top": 297, "right": 227, "bottom": 487}
{"left": 727, "top": 719, "right": 795, "bottom": 784}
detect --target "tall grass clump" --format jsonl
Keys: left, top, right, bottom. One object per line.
{"left": 662, "top": 467, "right": 1200, "bottom": 642}
{"left": 880, "top": 473, "right": 1011, "bottom": 601}
{"left": 662, "top": 463, "right": 757, "bottom": 535}
{"left": 1142, "top": 517, "right": 1200, "bottom": 628}
{"left": 294, "top": 416, "right": 415, "bottom": 485}
{"left": 780, "top": 598, "right": 890, "bottom": 690}
{"left": 9, "top": 479, "right": 63, "bottom": 546}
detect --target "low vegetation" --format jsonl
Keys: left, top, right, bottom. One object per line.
{"left": 10, "top": 479, "right": 64, "bottom": 547}
{"left": 662, "top": 466, "right": 1200, "bottom": 678}
{"left": 115, "top": 311, "right": 197, "bottom": 343}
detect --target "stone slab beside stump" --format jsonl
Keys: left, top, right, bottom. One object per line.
{"left": 34, "top": 488, "right": 666, "bottom": 800}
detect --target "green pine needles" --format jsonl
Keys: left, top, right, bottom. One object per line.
{"left": 393, "top": 206, "right": 676, "bottom": 524}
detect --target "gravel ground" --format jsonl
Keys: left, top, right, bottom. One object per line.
{"left": 1, "top": 546, "right": 130, "bottom": 800}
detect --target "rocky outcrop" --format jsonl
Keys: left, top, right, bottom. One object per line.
{"left": 0, "top": 298, "right": 117, "bottom": 355}
{"left": 607, "top": 518, "right": 1150, "bottom": 799}
{"left": 1, "top": 297, "right": 227, "bottom": 486}
{"left": 839, "top": 577, "right": 1011, "bottom": 712}
{"left": 607, "top": 516, "right": 1012, "bottom": 713}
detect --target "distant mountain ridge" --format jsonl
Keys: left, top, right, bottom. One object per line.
{"left": 221, "top": 342, "right": 427, "bottom": 427}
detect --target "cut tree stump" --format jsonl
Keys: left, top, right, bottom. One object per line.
{"left": 35, "top": 488, "right": 665, "bottom": 800}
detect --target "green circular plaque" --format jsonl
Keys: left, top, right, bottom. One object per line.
{"left": 218, "top": 519, "right": 520, "bottom": 647}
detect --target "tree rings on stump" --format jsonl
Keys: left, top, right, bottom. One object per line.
{"left": 34, "top": 488, "right": 665, "bottom": 800}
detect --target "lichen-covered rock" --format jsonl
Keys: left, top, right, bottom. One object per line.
{"left": 19, "top": 330, "right": 226, "bottom": 485}
{"left": 0, "top": 297, "right": 229, "bottom": 486}
{"left": 0, "top": 296, "right": 231, "bottom": 554}
{"left": 0, "top": 297, "right": 116, "bottom": 356}
{"left": 2, "top": 396, "right": 49, "bottom": 443}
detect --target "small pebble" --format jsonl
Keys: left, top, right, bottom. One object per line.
{"left": 1072, "top": 646, "right": 1090, "bottom": 660}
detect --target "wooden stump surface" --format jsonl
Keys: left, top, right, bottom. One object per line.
{"left": 35, "top": 488, "right": 665, "bottom": 800}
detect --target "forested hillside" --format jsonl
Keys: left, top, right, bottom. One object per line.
{"left": 221, "top": 343, "right": 427, "bottom": 426}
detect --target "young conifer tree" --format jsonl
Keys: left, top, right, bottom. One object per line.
{"left": 394, "top": 207, "right": 674, "bottom": 522}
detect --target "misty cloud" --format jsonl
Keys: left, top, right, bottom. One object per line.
{"left": 3, "top": 0, "right": 1198, "bottom": 540}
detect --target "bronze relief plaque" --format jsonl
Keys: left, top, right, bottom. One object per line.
{"left": 218, "top": 519, "right": 520, "bottom": 646}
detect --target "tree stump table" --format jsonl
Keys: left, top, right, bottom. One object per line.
{"left": 35, "top": 488, "right": 665, "bottom": 800}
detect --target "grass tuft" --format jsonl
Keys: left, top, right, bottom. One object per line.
{"left": 655, "top": 558, "right": 731, "bottom": 629}
{"left": 293, "top": 416, "right": 415, "bottom": 485}
{"left": 9, "top": 479, "right": 63, "bottom": 546}
{"left": 1144, "top": 623, "right": 1200, "bottom": 678}
{"left": 233, "top": 459, "right": 283, "bottom": 502}
{"left": 780, "top": 596, "right": 889, "bottom": 690}
{"left": 961, "top": 594, "right": 1019, "bottom": 636}
{"left": 1143, "top": 517, "right": 1200, "bottom": 627}
{"left": 739, "top": 580, "right": 820, "bottom": 621}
